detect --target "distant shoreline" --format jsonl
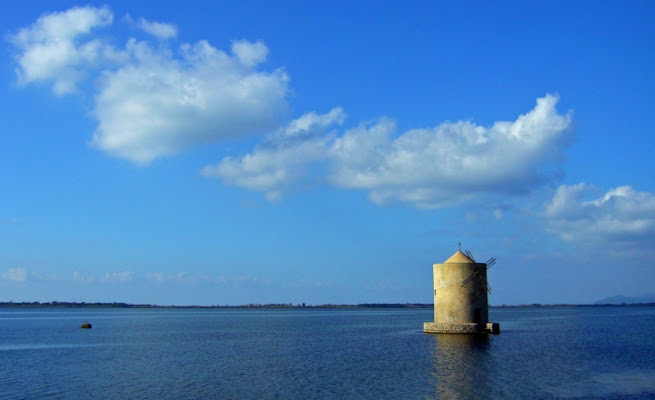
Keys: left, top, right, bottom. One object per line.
{"left": 1, "top": 301, "right": 654, "bottom": 309}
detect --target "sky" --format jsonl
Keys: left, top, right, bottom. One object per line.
{"left": 1, "top": 1, "right": 654, "bottom": 305}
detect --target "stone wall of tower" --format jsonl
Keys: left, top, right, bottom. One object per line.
{"left": 432, "top": 262, "right": 489, "bottom": 327}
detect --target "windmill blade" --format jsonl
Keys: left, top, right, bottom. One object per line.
{"left": 472, "top": 262, "right": 490, "bottom": 292}
{"left": 460, "top": 273, "right": 475, "bottom": 287}
{"left": 486, "top": 257, "right": 496, "bottom": 269}
{"left": 484, "top": 257, "right": 495, "bottom": 293}
{"left": 472, "top": 257, "right": 491, "bottom": 293}
{"left": 477, "top": 264, "right": 492, "bottom": 293}
{"left": 461, "top": 266, "right": 492, "bottom": 293}
{"left": 477, "top": 273, "right": 490, "bottom": 293}
{"left": 462, "top": 250, "right": 494, "bottom": 293}
{"left": 464, "top": 250, "right": 476, "bottom": 264}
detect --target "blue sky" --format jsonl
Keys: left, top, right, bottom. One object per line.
{"left": 1, "top": 1, "right": 654, "bottom": 305}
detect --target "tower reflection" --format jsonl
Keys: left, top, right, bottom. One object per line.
{"left": 430, "top": 334, "right": 492, "bottom": 400}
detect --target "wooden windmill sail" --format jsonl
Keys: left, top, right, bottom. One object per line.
{"left": 459, "top": 249, "right": 495, "bottom": 294}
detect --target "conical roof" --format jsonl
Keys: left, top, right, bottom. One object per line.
{"left": 444, "top": 249, "right": 474, "bottom": 264}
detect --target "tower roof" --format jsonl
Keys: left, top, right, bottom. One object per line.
{"left": 444, "top": 250, "right": 474, "bottom": 264}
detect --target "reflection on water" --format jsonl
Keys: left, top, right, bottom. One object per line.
{"left": 430, "top": 334, "right": 491, "bottom": 400}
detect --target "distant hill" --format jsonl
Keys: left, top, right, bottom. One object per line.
{"left": 595, "top": 294, "right": 655, "bottom": 305}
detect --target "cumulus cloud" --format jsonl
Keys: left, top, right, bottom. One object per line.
{"left": 8, "top": 6, "right": 118, "bottom": 95}
{"left": 90, "top": 39, "right": 289, "bottom": 163}
{"left": 545, "top": 184, "right": 655, "bottom": 244}
{"left": 202, "top": 108, "right": 346, "bottom": 201}
{"left": 11, "top": 8, "right": 575, "bottom": 208}
{"left": 232, "top": 40, "right": 269, "bottom": 67}
{"left": 207, "top": 95, "right": 573, "bottom": 207}
{"left": 137, "top": 17, "right": 177, "bottom": 39}
{"left": 331, "top": 94, "right": 572, "bottom": 207}
{"left": 10, "top": 6, "right": 290, "bottom": 163}
{"left": 1, "top": 268, "right": 28, "bottom": 282}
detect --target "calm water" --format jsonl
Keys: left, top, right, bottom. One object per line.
{"left": 1, "top": 306, "right": 654, "bottom": 399}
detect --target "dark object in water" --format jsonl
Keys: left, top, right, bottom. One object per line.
{"left": 80, "top": 322, "right": 92, "bottom": 329}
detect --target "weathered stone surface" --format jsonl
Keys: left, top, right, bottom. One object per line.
{"left": 423, "top": 321, "right": 500, "bottom": 334}
{"left": 425, "top": 249, "right": 500, "bottom": 334}
{"left": 423, "top": 322, "right": 480, "bottom": 333}
{"left": 432, "top": 252, "right": 489, "bottom": 326}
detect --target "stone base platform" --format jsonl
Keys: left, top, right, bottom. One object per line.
{"left": 424, "top": 321, "right": 500, "bottom": 334}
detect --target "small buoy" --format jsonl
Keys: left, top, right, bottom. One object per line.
{"left": 80, "top": 322, "right": 92, "bottom": 329}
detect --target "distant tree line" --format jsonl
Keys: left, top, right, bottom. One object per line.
{"left": 2, "top": 301, "right": 653, "bottom": 309}
{"left": 0, "top": 301, "right": 433, "bottom": 309}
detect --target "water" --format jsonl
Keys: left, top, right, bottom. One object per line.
{"left": 1, "top": 306, "right": 654, "bottom": 399}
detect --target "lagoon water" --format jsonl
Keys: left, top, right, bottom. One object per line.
{"left": 1, "top": 306, "right": 654, "bottom": 399}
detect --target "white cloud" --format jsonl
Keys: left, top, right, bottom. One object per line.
{"left": 207, "top": 95, "right": 573, "bottom": 208}
{"left": 232, "top": 40, "right": 269, "bottom": 67}
{"left": 202, "top": 108, "right": 345, "bottom": 200}
{"left": 8, "top": 6, "right": 116, "bottom": 95}
{"left": 90, "top": 39, "right": 289, "bottom": 163}
{"left": 137, "top": 18, "right": 177, "bottom": 39}
{"left": 100, "top": 271, "right": 135, "bottom": 282}
{"left": 1, "top": 268, "right": 28, "bottom": 282}
{"left": 330, "top": 94, "right": 572, "bottom": 207}
{"left": 74, "top": 271, "right": 136, "bottom": 283}
{"left": 73, "top": 271, "right": 94, "bottom": 283}
{"left": 146, "top": 272, "right": 165, "bottom": 282}
{"left": 146, "top": 271, "right": 225, "bottom": 285}
{"left": 11, "top": 6, "right": 290, "bottom": 163}
{"left": 545, "top": 184, "right": 655, "bottom": 244}
{"left": 11, "top": 9, "right": 574, "bottom": 208}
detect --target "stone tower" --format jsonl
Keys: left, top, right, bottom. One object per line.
{"left": 424, "top": 249, "right": 499, "bottom": 334}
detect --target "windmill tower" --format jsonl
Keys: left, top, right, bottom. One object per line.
{"left": 424, "top": 248, "right": 500, "bottom": 334}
